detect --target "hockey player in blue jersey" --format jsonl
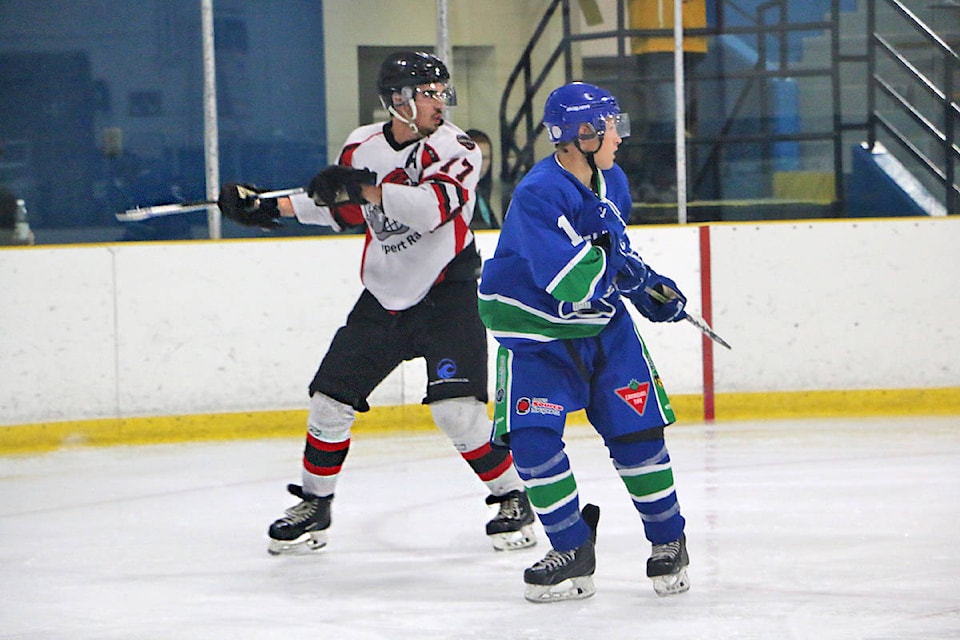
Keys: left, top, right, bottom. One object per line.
{"left": 478, "top": 81, "right": 691, "bottom": 602}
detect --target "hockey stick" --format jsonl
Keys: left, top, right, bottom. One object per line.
{"left": 645, "top": 286, "right": 732, "bottom": 350}
{"left": 115, "top": 187, "right": 305, "bottom": 222}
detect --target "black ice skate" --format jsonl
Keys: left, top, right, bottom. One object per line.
{"left": 523, "top": 503, "right": 600, "bottom": 603}
{"left": 267, "top": 484, "right": 332, "bottom": 556}
{"left": 486, "top": 490, "right": 537, "bottom": 551}
{"left": 646, "top": 533, "right": 690, "bottom": 596}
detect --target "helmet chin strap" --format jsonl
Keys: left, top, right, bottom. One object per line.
{"left": 388, "top": 89, "right": 421, "bottom": 134}
{"left": 575, "top": 135, "right": 602, "bottom": 189}
{"left": 389, "top": 104, "right": 420, "bottom": 134}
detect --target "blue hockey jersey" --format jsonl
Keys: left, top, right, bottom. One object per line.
{"left": 478, "top": 153, "right": 637, "bottom": 348}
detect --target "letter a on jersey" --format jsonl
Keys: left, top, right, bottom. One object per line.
{"left": 614, "top": 380, "right": 650, "bottom": 415}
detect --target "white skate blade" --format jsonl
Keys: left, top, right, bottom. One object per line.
{"left": 267, "top": 530, "right": 328, "bottom": 556}
{"left": 652, "top": 568, "right": 690, "bottom": 596}
{"left": 524, "top": 576, "right": 596, "bottom": 603}
{"left": 489, "top": 524, "right": 537, "bottom": 551}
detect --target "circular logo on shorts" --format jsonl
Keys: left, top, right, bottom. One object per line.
{"left": 516, "top": 397, "right": 531, "bottom": 415}
{"left": 437, "top": 358, "right": 457, "bottom": 379}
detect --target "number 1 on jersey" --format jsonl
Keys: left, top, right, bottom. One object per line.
{"left": 557, "top": 215, "right": 583, "bottom": 246}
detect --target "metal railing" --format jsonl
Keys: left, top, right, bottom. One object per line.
{"left": 499, "top": 0, "right": 849, "bottom": 219}
{"left": 866, "top": 0, "right": 959, "bottom": 214}
{"left": 498, "top": 0, "right": 569, "bottom": 191}
{"left": 499, "top": 0, "right": 958, "bottom": 219}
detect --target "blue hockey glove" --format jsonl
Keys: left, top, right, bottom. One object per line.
{"left": 627, "top": 273, "right": 688, "bottom": 322}
{"left": 593, "top": 233, "right": 649, "bottom": 293}
{"left": 614, "top": 248, "right": 649, "bottom": 294}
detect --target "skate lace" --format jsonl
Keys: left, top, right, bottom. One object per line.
{"left": 532, "top": 549, "right": 577, "bottom": 571}
{"left": 651, "top": 539, "right": 681, "bottom": 561}
{"left": 283, "top": 499, "right": 318, "bottom": 524}
{"left": 497, "top": 496, "right": 521, "bottom": 520}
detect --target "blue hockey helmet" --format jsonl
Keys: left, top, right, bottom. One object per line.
{"left": 542, "top": 82, "right": 630, "bottom": 144}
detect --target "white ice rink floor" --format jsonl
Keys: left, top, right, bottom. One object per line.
{"left": 1, "top": 416, "right": 959, "bottom": 640}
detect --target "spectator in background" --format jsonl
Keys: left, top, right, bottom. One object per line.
{"left": 625, "top": 0, "right": 708, "bottom": 203}
{"left": 94, "top": 128, "right": 193, "bottom": 241}
{"left": 0, "top": 187, "right": 35, "bottom": 246}
{"left": 117, "top": 163, "right": 194, "bottom": 242}
{"left": 466, "top": 129, "right": 500, "bottom": 229}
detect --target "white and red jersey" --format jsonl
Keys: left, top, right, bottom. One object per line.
{"left": 290, "top": 120, "right": 482, "bottom": 311}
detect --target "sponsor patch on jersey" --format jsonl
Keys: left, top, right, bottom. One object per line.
{"left": 516, "top": 397, "right": 531, "bottom": 415}
{"left": 530, "top": 397, "right": 563, "bottom": 416}
{"left": 614, "top": 380, "right": 650, "bottom": 415}
{"left": 514, "top": 397, "right": 564, "bottom": 417}
{"left": 457, "top": 134, "right": 476, "bottom": 150}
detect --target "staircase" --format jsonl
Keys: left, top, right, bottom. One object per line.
{"left": 498, "top": 0, "right": 959, "bottom": 220}
{"left": 797, "top": 0, "right": 959, "bottom": 216}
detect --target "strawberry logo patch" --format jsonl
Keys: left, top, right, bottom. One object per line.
{"left": 615, "top": 380, "right": 650, "bottom": 415}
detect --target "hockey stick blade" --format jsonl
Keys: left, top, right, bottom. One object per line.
{"left": 116, "top": 187, "right": 305, "bottom": 221}
{"left": 644, "top": 286, "right": 732, "bottom": 350}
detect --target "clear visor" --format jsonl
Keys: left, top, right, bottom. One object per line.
{"left": 578, "top": 113, "right": 631, "bottom": 141}
{"left": 415, "top": 83, "right": 458, "bottom": 106}
{"left": 610, "top": 112, "right": 630, "bottom": 138}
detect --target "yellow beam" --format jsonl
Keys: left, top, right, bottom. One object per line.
{"left": 2, "top": 387, "right": 957, "bottom": 455}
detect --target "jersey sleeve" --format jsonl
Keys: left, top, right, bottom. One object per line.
{"left": 379, "top": 132, "right": 481, "bottom": 233}
{"left": 289, "top": 191, "right": 342, "bottom": 231}
{"left": 509, "top": 185, "right": 613, "bottom": 305}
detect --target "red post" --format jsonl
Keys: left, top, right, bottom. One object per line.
{"left": 699, "top": 225, "right": 715, "bottom": 422}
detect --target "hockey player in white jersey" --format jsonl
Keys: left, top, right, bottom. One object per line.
{"left": 217, "top": 51, "right": 535, "bottom": 556}
{"left": 478, "top": 82, "right": 691, "bottom": 602}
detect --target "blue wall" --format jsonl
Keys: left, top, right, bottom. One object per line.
{"left": 0, "top": 0, "right": 327, "bottom": 241}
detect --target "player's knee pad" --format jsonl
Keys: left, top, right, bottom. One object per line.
{"left": 607, "top": 430, "right": 669, "bottom": 467}
{"left": 307, "top": 392, "right": 355, "bottom": 442}
{"left": 508, "top": 427, "right": 567, "bottom": 476}
{"left": 429, "top": 397, "right": 491, "bottom": 452}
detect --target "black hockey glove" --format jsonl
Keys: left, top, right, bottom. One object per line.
{"left": 592, "top": 231, "right": 613, "bottom": 252}
{"left": 592, "top": 231, "right": 624, "bottom": 272}
{"left": 307, "top": 166, "right": 377, "bottom": 207}
{"left": 217, "top": 183, "right": 282, "bottom": 229}
{"left": 627, "top": 273, "right": 688, "bottom": 323}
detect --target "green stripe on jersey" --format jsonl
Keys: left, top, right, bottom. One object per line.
{"left": 491, "top": 346, "right": 512, "bottom": 447}
{"left": 548, "top": 246, "right": 606, "bottom": 303}
{"left": 635, "top": 322, "right": 677, "bottom": 423}
{"left": 478, "top": 295, "right": 608, "bottom": 341}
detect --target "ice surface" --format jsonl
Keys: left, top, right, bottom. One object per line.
{"left": 1, "top": 416, "right": 958, "bottom": 639}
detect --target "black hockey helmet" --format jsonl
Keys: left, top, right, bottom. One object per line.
{"left": 377, "top": 51, "right": 453, "bottom": 105}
